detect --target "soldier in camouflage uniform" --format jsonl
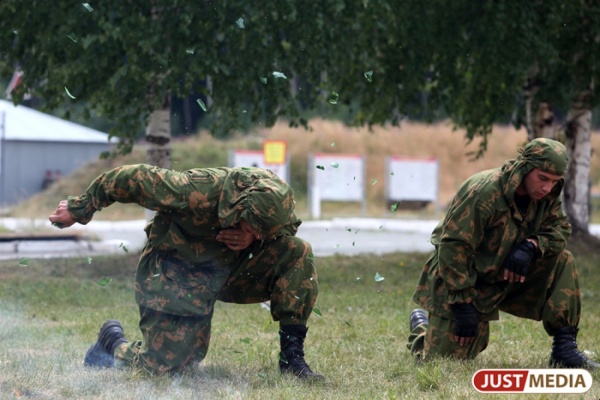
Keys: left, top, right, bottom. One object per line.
{"left": 49, "top": 164, "right": 324, "bottom": 379}
{"left": 406, "top": 138, "right": 598, "bottom": 370}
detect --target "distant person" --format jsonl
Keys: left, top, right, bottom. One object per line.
{"left": 41, "top": 169, "right": 54, "bottom": 190}
{"left": 407, "top": 138, "right": 598, "bottom": 370}
{"left": 49, "top": 164, "right": 324, "bottom": 379}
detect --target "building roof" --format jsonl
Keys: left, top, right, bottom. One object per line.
{"left": 0, "top": 99, "right": 116, "bottom": 143}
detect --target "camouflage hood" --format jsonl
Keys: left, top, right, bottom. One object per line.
{"left": 500, "top": 138, "right": 568, "bottom": 202}
{"left": 217, "top": 168, "right": 296, "bottom": 238}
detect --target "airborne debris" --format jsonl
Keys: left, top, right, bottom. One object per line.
{"left": 329, "top": 91, "right": 339, "bottom": 104}
{"left": 96, "top": 277, "right": 112, "bottom": 286}
{"left": 64, "top": 87, "right": 76, "bottom": 99}
{"left": 196, "top": 98, "right": 207, "bottom": 112}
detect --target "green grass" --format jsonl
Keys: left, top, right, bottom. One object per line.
{"left": 1, "top": 244, "right": 599, "bottom": 399}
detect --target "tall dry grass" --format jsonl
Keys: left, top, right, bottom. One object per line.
{"left": 8, "top": 119, "right": 600, "bottom": 221}
{"left": 253, "top": 119, "right": 600, "bottom": 206}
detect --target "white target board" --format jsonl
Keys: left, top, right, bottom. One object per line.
{"left": 310, "top": 153, "right": 364, "bottom": 201}
{"left": 308, "top": 153, "right": 366, "bottom": 218}
{"left": 386, "top": 156, "right": 438, "bottom": 202}
{"left": 229, "top": 149, "right": 289, "bottom": 182}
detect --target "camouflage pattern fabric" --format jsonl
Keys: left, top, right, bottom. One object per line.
{"left": 409, "top": 138, "right": 581, "bottom": 360}
{"left": 67, "top": 164, "right": 318, "bottom": 374}
{"left": 408, "top": 248, "right": 580, "bottom": 360}
{"left": 407, "top": 313, "right": 490, "bottom": 360}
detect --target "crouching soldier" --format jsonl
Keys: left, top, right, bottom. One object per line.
{"left": 49, "top": 164, "right": 324, "bottom": 380}
{"left": 407, "top": 138, "right": 598, "bottom": 370}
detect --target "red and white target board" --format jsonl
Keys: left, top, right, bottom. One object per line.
{"left": 229, "top": 140, "right": 289, "bottom": 182}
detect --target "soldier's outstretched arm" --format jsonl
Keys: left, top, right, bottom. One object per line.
{"left": 50, "top": 164, "right": 191, "bottom": 226}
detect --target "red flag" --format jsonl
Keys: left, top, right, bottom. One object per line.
{"left": 5, "top": 68, "right": 29, "bottom": 100}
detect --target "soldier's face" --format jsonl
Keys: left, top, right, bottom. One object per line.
{"left": 517, "top": 168, "right": 562, "bottom": 200}
{"left": 240, "top": 220, "right": 263, "bottom": 240}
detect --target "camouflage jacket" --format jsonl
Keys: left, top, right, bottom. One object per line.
{"left": 413, "top": 159, "right": 572, "bottom": 319}
{"left": 67, "top": 164, "right": 300, "bottom": 264}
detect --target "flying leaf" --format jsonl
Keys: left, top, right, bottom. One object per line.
{"left": 96, "top": 277, "right": 112, "bottom": 286}
{"left": 19, "top": 258, "right": 29, "bottom": 267}
{"left": 329, "top": 91, "right": 339, "bottom": 104}
{"left": 316, "top": 165, "right": 325, "bottom": 170}
{"left": 374, "top": 272, "right": 385, "bottom": 282}
{"left": 331, "top": 162, "right": 339, "bottom": 168}
{"left": 64, "top": 87, "right": 76, "bottom": 99}
{"left": 312, "top": 307, "right": 322, "bottom": 317}
{"left": 82, "top": 3, "right": 93, "bottom": 12}
{"left": 391, "top": 202, "right": 399, "bottom": 212}
{"left": 364, "top": 70, "right": 373, "bottom": 82}
{"left": 196, "top": 98, "right": 207, "bottom": 111}
{"left": 236, "top": 18, "right": 245, "bottom": 28}
{"left": 272, "top": 71, "right": 287, "bottom": 79}
{"left": 259, "top": 77, "right": 267, "bottom": 84}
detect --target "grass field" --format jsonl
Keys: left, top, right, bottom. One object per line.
{"left": 1, "top": 237, "right": 599, "bottom": 399}
{"left": 1, "top": 120, "right": 600, "bottom": 398}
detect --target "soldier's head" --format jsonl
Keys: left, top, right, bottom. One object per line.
{"left": 514, "top": 138, "right": 568, "bottom": 200}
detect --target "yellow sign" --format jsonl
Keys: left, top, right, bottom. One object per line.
{"left": 263, "top": 140, "right": 286, "bottom": 165}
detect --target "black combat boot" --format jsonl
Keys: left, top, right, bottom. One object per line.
{"left": 549, "top": 326, "right": 599, "bottom": 370}
{"left": 279, "top": 325, "right": 325, "bottom": 381}
{"left": 409, "top": 308, "right": 429, "bottom": 331}
{"left": 84, "top": 320, "right": 127, "bottom": 368}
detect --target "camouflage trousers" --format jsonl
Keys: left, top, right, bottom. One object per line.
{"left": 114, "top": 235, "right": 318, "bottom": 374}
{"left": 407, "top": 249, "right": 581, "bottom": 360}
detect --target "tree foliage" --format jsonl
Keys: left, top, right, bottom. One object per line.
{"left": 1, "top": 1, "right": 598, "bottom": 156}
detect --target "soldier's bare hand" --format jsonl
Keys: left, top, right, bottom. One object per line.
{"left": 503, "top": 269, "right": 526, "bottom": 283}
{"left": 216, "top": 227, "right": 254, "bottom": 251}
{"left": 48, "top": 200, "right": 76, "bottom": 229}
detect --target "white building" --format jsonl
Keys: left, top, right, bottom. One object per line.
{"left": 0, "top": 100, "right": 116, "bottom": 207}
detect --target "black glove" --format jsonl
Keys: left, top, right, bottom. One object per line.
{"left": 503, "top": 240, "right": 537, "bottom": 277}
{"left": 452, "top": 302, "right": 480, "bottom": 339}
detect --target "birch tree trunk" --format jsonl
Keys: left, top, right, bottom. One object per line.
{"left": 145, "top": 105, "right": 171, "bottom": 169}
{"left": 144, "top": 96, "right": 171, "bottom": 221}
{"left": 563, "top": 95, "right": 592, "bottom": 234}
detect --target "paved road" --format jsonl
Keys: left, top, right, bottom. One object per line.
{"left": 2, "top": 217, "right": 600, "bottom": 260}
